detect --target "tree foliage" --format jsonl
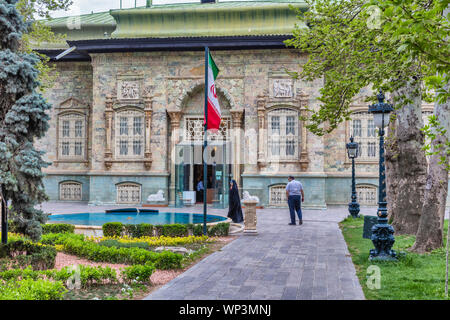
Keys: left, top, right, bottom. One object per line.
{"left": 0, "top": 0, "right": 53, "bottom": 241}
{"left": 16, "top": 0, "right": 72, "bottom": 91}
{"left": 284, "top": 0, "right": 448, "bottom": 136}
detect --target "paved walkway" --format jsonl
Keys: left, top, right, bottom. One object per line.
{"left": 143, "top": 206, "right": 370, "bottom": 300}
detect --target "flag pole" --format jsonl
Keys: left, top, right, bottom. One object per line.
{"left": 203, "top": 46, "right": 209, "bottom": 236}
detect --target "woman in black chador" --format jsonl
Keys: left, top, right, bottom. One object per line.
{"left": 227, "top": 179, "right": 244, "bottom": 223}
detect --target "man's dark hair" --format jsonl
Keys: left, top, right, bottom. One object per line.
{"left": 288, "top": 175, "right": 295, "bottom": 180}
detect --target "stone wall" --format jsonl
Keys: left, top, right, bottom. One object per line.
{"left": 38, "top": 49, "right": 426, "bottom": 207}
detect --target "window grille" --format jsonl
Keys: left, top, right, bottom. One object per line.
{"left": 269, "top": 184, "right": 288, "bottom": 206}
{"left": 58, "top": 113, "right": 85, "bottom": 160}
{"left": 116, "top": 183, "right": 141, "bottom": 204}
{"left": 356, "top": 185, "right": 377, "bottom": 206}
{"left": 267, "top": 108, "right": 299, "bottom": 161}
{"left": 184, "top": 117, "right": 231, "bottom": 142}
{"left": 350, "top": 112, "right": 378, "bottom": 161}
{"left": 115, "top": 109, "right": 145, "bottom": 159}
{"left": 59, "top": 182, "right": 82, "bottom": 201}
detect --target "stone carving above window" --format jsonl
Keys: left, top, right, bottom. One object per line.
{"left": 272, "top": 79, "right": 293, "bottom": 98}
{"left": 118, "top": 81, "right": 140, "bottom": 100}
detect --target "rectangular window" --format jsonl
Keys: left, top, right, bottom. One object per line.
{"left": 75, "top": 120, "right": 83, "bottom": 137}
{"left": 353, "top": 120, "right": 361, "bottom": 137}
{"left": 286, "top": 116, "right": 296, "bottom": 135}
{"left": 367, "top": 120, "right": 376, "bottom": 137}
{"left": 286, "top": 140, "right": 295, "bottom": 156}
{"left": 133, "top": 117, "right": 143, "bottom": 135}
{"left": 271, "top": 116, "right": 280, "bottom": 134}
{"left": 74, "top": 142, "right": 83, "bottom": 156}
{"left": 367, "top": 142, "right": 376, "bottom": 157}
{"left": 62, "top": 142, "right": 70, "bottom": 156}
{"left": 270, "top": 141, "right": 280, "bottom": 156}
{"left": 133, "top": 140, "right": 142, "bottom": 155}
{"left": 119, "top": 117, "right": 128, "bottom": 135}
{"left": 119, "top": 140, "right": 128, "bottom": 155}
{"left": 62, "top": 121, "right": 70, "bottom": 137}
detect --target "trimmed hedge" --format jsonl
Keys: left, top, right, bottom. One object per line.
{"left": 0, "top": 240, "right": 57, "bottom": 271}
{"left": 103, "top": 222, "right": 229, "bottom": 238}
{"left": 59, "top": 237, "right": 182, "bottom": 269}
{"left": 102, "top": 222, "right": 123, "bottom": 238}
{"left": 42, "top": 224, "right": 75, "bottom": 235}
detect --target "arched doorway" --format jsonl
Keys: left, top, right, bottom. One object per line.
{"left": 171, "top": 84, "right": 235, "bottom": 208}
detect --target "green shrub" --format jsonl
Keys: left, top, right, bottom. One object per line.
{"left": 0, "top": 278, "right": 67, "bottom": 300}
{"left": 190, "top": 223, "right": 229, "bottom": 236}
{"left": 192, "top": 224, "right": 204, "bottom": 236}
{"left": 208, "top": 223, "right": 230, "bottom": 236}
{"left": 59, "top": 237, "right": 182, "bottom": 268}
{"left": 162, "top": 224, "right": 188, "bottom": 237}
{"left": 103, "top": 222, "right": 124, "bottom": 237}
{"left": 42, "top": 224, "right": 75, "bottom": 234}
{"left": 78, "top": 265, "right": 118, "bottom": 287}
{"left": 121, "top": 264, "right": 155, "bottom": 283}
{"left": 154, "top": 225, "right": 164, "bottom": 237}
{"left": 153, "top": 251, "right": 183, "bottom": 270}
{"left": 138, "top": 223, "right": 154, "bottom": 237}
{"left": 40, "top": 233, "right": 84, "bottom": 246}
{"left": 0, "top": 240, "right": 57, "bottom": 270}
{"left": 99, "top": 239, "right": 150, "bottom": 250}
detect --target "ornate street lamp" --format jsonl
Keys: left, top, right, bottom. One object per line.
{"left": 368, "top": 90, "right": 397, "bottom": 261}
{"left": 346, "top": 137, "right": 360, "bottom": 218}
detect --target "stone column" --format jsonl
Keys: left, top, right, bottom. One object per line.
{"left": 104, "top": 94, "right": 114, "bottom": 170}
{"left": 167, "top": 109, "right": 183, "bottom": 206}
{"left": 298, "top": 91, "right": 310, "bottom": 171}
{"left": 243, "top": 199, "right": 258, "bottom": 235}
{"left": 256, "top": 94, "right": 267, "bottom": 168}
{"left": 230, "top": 108, "right": 244, "bottom": 187}
{"left": 144, "top": 94, "right": 153, "bottom": 170}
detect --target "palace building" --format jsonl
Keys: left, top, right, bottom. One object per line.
{"left": 35, "top": 0, "right": 444, "bottom": 208}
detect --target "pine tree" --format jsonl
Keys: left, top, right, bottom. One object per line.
{"left": 0, "top": 0, "right": 51, "bottom": 241}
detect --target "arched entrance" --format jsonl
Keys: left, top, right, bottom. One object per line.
{"left": 168, "top": 84, "right": 239, "bottom": 208}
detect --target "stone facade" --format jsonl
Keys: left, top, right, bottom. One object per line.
{"left": 37, "top": 49, "right": 450, "bottom": 208}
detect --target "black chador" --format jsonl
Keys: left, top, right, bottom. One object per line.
{"left": 227, "top": 179, "right": 244, "bottom": 223}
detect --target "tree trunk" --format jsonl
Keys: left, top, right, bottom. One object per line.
{"left": 411, "top": 90, "right": 449, "bottom": 253}
{"left": 385, "top": 78, "right": 428, "bottom": 235}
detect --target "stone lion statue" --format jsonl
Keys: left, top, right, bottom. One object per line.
{"left": 242, "top": 191, "right": 259, "bottom": 202}
{"left": 147, "top": 190, "right": 165, "bottom": 202}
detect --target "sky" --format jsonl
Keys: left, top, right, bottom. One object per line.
{"left": 50, "top": 0, "right": 248, "bottom": 17}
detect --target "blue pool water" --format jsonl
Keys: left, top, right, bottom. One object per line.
{"left": 48, "top": 212, "right": 227, "bottom": 226}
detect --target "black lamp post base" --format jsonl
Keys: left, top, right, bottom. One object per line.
{"left": 348, "top": 202, "right": 360, "bottom": 219}
{"left": 369, "top": 223, "right": 397, "bottom": 261}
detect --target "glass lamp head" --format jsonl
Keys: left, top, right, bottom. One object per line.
{"left": 346, "top": 136, "right": 359, "bottom": 159}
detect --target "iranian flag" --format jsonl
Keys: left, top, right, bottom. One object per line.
{"left": 205, "top": 51, "right": 221, "bottom": 130}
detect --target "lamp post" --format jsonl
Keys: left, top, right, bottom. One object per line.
{"left": 346, "top": 137, "right": 360, "bottom": 218}
{"left": 0, "top": 185, "right": 7, "bottom": 244}
{"left": 368, "top": 90, "right": 397, "bottom": 261}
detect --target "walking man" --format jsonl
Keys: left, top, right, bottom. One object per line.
{"left": 286, "top": 176, "right": 304, "bottom": 225}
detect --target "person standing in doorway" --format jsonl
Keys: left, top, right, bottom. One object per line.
{"left": 196, "top": 177, "right": 204, "bottom": 203}
{"left": 286, "top": 176, "right": 304, "bottom": 225}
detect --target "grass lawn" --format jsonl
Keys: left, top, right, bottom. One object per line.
{"left": 340, "top": 215, "right": 450, "bottom": 300}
